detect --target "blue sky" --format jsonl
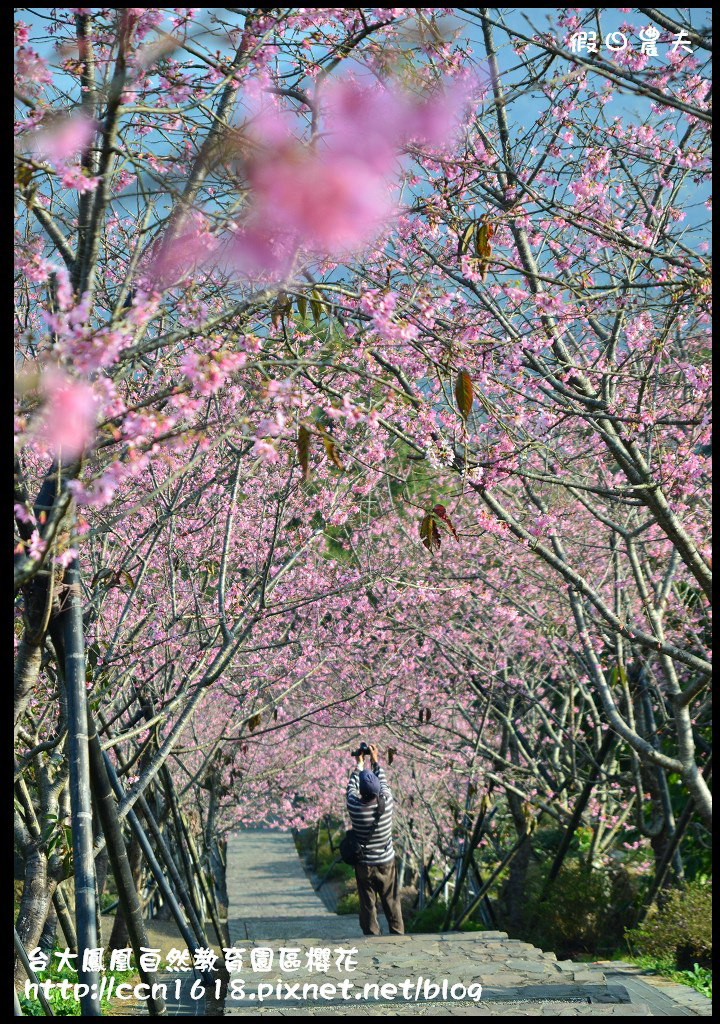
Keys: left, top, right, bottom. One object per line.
{"left": 17, "top": 8, "right": 711, "bottom": 281}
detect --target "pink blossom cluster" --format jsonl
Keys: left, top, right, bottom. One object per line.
{"left": 31, "top": 367, "right": 98, "bottom": 461}
{"left": 360, "top": 288, "right": 420, "bottom": 343}
{"left": 152, "top": 76, "right": 473, "bottom": 284}
{"left": 15, "top": 240, "right": 55, "bottom": 284}
{"left": 43, "top": 277, "right": 159, "bottom": 374}
{"left": 21, "top": 112, "right": 100, "bottom": 192}
{"left": 68, "top": 450, "right": 151, "bottom": 507}
{"left": 179, "top": 348, "right": 248, "bottom": 395}
{"left": 142, "top": 212, "right": 218, "bottom": 291}
{"left": 624, "top": 311, "right": 653, "bottom": 346}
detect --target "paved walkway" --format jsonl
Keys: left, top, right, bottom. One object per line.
{"left": 592, "top": 961, "right": 713, "bottom": 1017}
{"left": 223, "top": 829, "right": 712, "bottom": 1017}
{"left": 226, "top": 829, "right": 363, "bottom": 942}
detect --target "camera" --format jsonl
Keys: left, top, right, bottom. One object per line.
{"left": 351, "top": 741, "right": 371, "bottom": 758}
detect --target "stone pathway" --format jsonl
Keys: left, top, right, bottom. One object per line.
{"left": 222, "top": 829, "right": 712, "bottom": 1017}
{"left": 226, "top": 829, "right": 363, "bottom": 942}
{"left": 592, "top": 961, "right": 713, "bottom": 1017}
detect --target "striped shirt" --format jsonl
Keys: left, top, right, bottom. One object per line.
{"left": 346, "top": 764, "right": 394, "bottom": 865}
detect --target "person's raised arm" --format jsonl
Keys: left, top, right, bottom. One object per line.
{"left": 346, "top": 750, "right": 364, "bottom": 804}
{"left": 369, "top": 744, "right": 391, "bottom": 797}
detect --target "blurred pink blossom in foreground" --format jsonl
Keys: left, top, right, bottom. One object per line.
{"left": 24, "top": 111, "right": 96, "bottom": 167}
{"left": 248, "top": 147, "right": 392, "bottom": 257}
{"left": 35, "top": 368, "right": 97, "bottom": 460}
{"left": 235, "top": 78, "right": 471, "bottom": 266}
{"left": 147, "top": 75, "right": 474, "bottom": 286}
{"left": 140, "top": 212, "right": 219, "bottom": 291}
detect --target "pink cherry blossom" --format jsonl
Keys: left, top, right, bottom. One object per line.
{"left": 12, "top": 9, "right": 712, "bottom": 953}
{"left": 24, "top": 112, "right": 96, "bottom": 167}
{"left": 35, "top": 368, "right": 97, "bottom": 459}
{"left": 249, "top": 148, "right": 394, "bottom": 256}
{"left": 54, "top": 547, "right": 79, "bottom": 568}
{"left": 27, "top": 529, "right": 47, "bottom": 560}
{"left": 60, "top": 165, "right": 100, "bottom": 192}
{"left": 252, "top": 438, "right": 281, "bottom": 462}
{"left": 215, "top": 77, "right": 473, "bottom": 274}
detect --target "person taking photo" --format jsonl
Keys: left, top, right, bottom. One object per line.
{"left": 346, "top": 742, "right": 404, "bottom": 936}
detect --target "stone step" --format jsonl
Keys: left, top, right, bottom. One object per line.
{"left": 218, "top": 968, "right": 610, "bottom": 987}
{"left": 223, "top": 982, "right": 631, "bottom": 1011}
{"left": 226, "top": 999, "right": 653, "bottom": 1016}
{"left": 219, "top": 931, "right": 625, "bottom": 1014}
{"left": 223, "top": 832, "right": 709, "bottom": 1017}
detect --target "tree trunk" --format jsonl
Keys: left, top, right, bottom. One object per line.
{"left": 162, "top": 767, "right": 205, "bottom": 927}
{"left": 108, "top": 834, "right": 143, "bottom": 949}
{"left": 14, "top": 842, "right": 56, "bottom": 986}
{"left": 635, "top": 670, "right": 685, "bottom": 894}
{"left": 499, "top": 738, "right": 533, "bottom": 932}
{"left": 52, "top": 885, "right": 78, "bottom": 952}
{"left": 39, "top": 901, "right": 58, "bottom": 956}
{"left": 14, "top": 633, "right": 44, "bottom": 741}
{"left": 60, "top": 554, "right": 102, "bottom": 1014}
{"left": 535, "top": 728, "right": 617, "bottom": 910}
{"left": 88, "top": 708, "right": 167, "bottom": 1014}
{"left": 95, "top": 844, "right": 109, "bottom": 946}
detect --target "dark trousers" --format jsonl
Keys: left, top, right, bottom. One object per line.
{"left": 354, "top": 858, "right": 405, "bottom": 935}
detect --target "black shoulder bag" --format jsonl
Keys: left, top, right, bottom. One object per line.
{"left": 339, "top": 795, "right": 386, "bottom": 867}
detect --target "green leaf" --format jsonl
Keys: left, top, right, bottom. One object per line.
{"left": 310, "top": 289, "right": 325, "bottom": 325}
{"left": 458, "top": 221, "right": 475, "bottom": 260}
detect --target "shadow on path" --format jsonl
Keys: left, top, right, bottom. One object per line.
{"left": 226, "top": 829, "right": 363, "bottom": 942}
